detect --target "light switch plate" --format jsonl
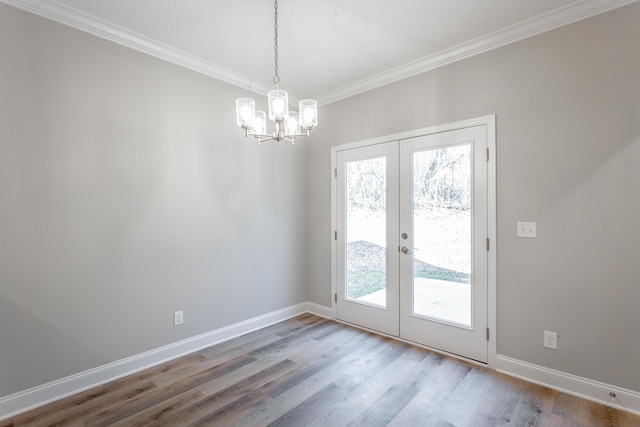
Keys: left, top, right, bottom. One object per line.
{"left": 517, "top": 221, "right": 536, "bottom": 238}
{"left": 174, "top": 310, "right": 184, "bottom": 326}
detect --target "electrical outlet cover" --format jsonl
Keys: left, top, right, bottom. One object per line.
{"left": 517, "top": 221, "right": 537, "bottom": 238}
{"left": 544, "top": 331, "right": 557, "bottom": 350}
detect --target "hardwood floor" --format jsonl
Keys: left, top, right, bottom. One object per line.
{"left": 2, "top": 314, "right": 639, "bottom": 426}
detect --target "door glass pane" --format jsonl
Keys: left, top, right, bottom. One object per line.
{"left": 412, "top": 144, "right": 471, "bottom": 326}
{"left": 345, "top": 157, "right": 386, "bottom": 307}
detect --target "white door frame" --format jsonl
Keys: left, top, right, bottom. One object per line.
{"left": 330, "top": 115, "right": 497, "bottom": 368}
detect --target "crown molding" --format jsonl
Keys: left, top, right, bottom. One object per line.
{"left": 315, "top": 0, "right": 639, "bottom": 105}
{"left": 0, "top": 0, "right": 274, "bottom": 98}
{"left": 1, "top": 0, "right": 637, "bottom": 106}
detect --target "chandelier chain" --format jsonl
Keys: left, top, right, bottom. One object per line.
{"left": 273, "top": 0, "right": 280, "bottom": 87}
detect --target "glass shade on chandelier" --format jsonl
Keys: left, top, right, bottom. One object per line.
{"left": 299, "top": 99, "right": 318, "bottom": 129}
{"left": 268, "top": 90, "right": 288, "bottom": 120}
{"left": 235, "top": 98, "right": 255, "bottom": 128}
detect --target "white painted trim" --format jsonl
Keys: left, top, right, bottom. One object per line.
{"left": 330, "top": 115, "right": 497, "bottom": 368}
{"left": 0, "top": 0, "right": 274, "bottom": 98}
{"left": 498, "top": 355, "right": 640, "bottom": 416}
{"left": 0, "top": 302, "right": 318, "bottom": 421}
{"left": 0, "top": 0, "right": 636, "bottom": 106}
{"left": 333, "top": 115, "right": 497, "bottom": 152}
{"left": 330, "top": 145, "right": 338, "bottom": 322}
{"left": 3, "top": 305, "right": 638, "bottom": 420}
{"left": 305, "top": 302, "right": 332, "bottom": 319}
{"left": 485, "top": 116, "right": 498, "bottom": 370}
{"left": 315, "top": 0, "right": 639, "bottom": 105}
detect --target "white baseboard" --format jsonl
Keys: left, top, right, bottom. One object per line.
{"left": 9, "top": 308, "right": 636, "bottom": 421}
{"left": 0, "top": 302, "right": 325, "bottom": 421}
{"left": 305, "top": 302, "right": 332, "bottom": 319}
{"left": 497, "top": 355, "right": 640, "bottom": 416}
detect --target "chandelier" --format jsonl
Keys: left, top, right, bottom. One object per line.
{"left": 235, "top": 0, "right": 318, "bottom": 144}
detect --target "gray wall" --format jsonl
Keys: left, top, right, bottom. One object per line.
{"left": 0, "top": 4, "right": 307, "bottom": 398}
{"left": 307, "top": 3, "right": 640, "bottom": 392}
{"left": 1, "top": 0, "right": 638, "bottom": 403}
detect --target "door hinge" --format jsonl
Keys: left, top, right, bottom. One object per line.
{"left": 334, "top": 231, "right": 337, "bottom": 240}
{"left": 334, "top": 168, "right": 337, "bottom": 178}
{"left": 335, "top": 293, "right": 338, "bottom": 303}
{"left": 486, "top": 148, "right": 490, "bottom": 162}
{"left": 486, "top": 328, "right": 490, "bottom": 341}
{"left": 486, "top": 238, "right": 490, "bottom": 251}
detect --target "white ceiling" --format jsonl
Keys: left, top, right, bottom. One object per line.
{"left": 2, "top": 0, "right": 637, "bottom": 104}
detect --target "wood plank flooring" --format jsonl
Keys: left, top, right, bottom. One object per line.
{"left": 2, "top": 314, "right": 639, "bottom": 426}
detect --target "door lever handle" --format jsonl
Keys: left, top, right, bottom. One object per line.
{"left": 400, "top": 246, "right": 411, "bottom": 254}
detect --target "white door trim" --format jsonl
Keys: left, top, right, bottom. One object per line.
{"left": 330, "top": 115, "right": 497, "bottom": 368}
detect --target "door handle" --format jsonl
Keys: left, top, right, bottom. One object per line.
{"left": 400, "top": 246, "right": 411, "bottom": 254}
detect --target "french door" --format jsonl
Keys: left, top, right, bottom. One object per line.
{"left": 334, "top": 123, "right": 491, "bottom": 363}
{"left": 335, "top": 141, "right": 400, "bottom": 336}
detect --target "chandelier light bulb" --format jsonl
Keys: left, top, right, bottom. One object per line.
{"left": 254, "top": 111, "right": 267, "bottom": 135}
{"left": 299, "top": 99, "right": 318, "bottom": 129}
{"left": 241, "top": 106, "right": 252, "bottom": 122}
{"left": 268, "top": 89, "right": 289, "bottom": 121}
{"left": 235, "top": 98, "right": 255, "bottom": 127}
{"left": 273, "top": 100, "right": 284, "bottom": 115}
{"left": 303, "top": 107, "right": 314, "bottom": 125}
{"left": 286, "top": 112, "right": 299, "bottom": 135}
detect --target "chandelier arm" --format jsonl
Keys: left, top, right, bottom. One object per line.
{"left": 282, "top": 130, "right": 311, "bottom": 138}
{"left": 257, "top": 136, "right": 275, "bottom": 144}
{"left": 247, "top": 129, "right": 274, "bottom": 138}
{"left": 247, "top": 129, "right": 310, "bottom": 145}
